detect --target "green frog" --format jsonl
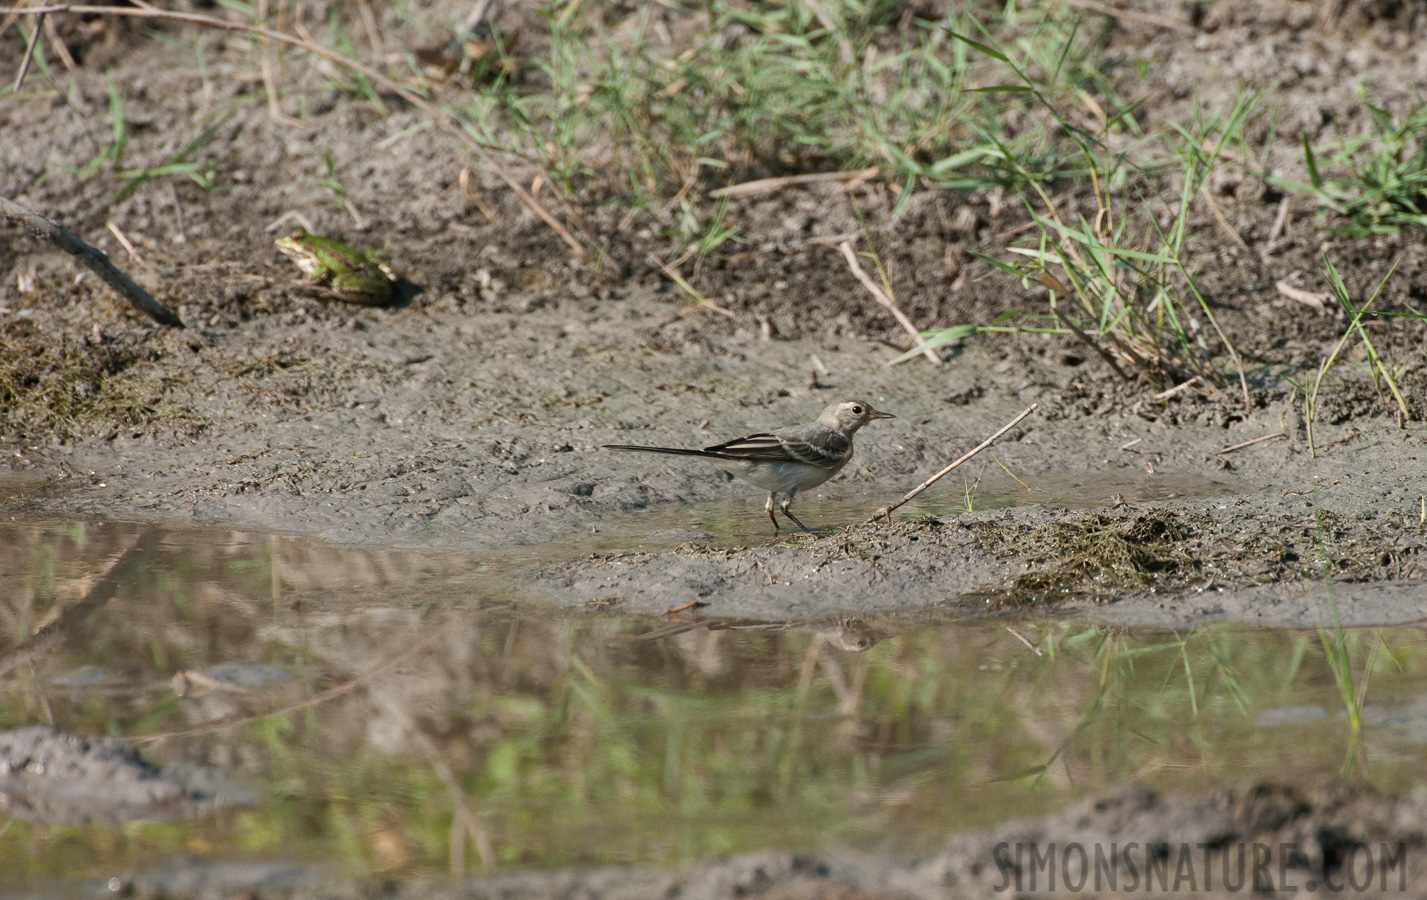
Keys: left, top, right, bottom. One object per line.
{"left": 274, "top": 228, "right": 397, "bottom": 306}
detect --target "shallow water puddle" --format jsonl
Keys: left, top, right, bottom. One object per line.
{"left": 575, "top": 471, "right": 1243, "bottom": 551}
{"left": 1, "top": 519, "right": 1423, "bottom": 882}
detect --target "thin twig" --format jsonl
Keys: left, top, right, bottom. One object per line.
{"left": 1268, "top": 196, "right": 1291, "bottom": 242}
{"left": 1275, "top": 280, "right": 1330, "bottom": 313}
{"left": 648, "top": 255, "right": 735, "bottom": 318}
{"left": 0, "top": 196, "right": 182, "bottom": 327}
{"left": 11, "top": 10, "right": 42, "bottom": 90}
{"left": 0, "top": 4, "right": 586, "bottom": 258}
{"left": 709, "top": 167, "right": 879, "bottom": 200}
{"left": 0, "top": 529, "right": 165, "bottom": 678}
{"left": 1152, "top": 376, "right": 1202, "bottom": 401}
{"left": 1050, "top": 302, "right": 1129, "bottom": 380}
{"left": 1006, "top": 626, "right": 1043, "bottom": 656}
{"left": 837, "top": 241, "right": 939, "bottom": 365}
{"left": 662, "top": 600, "right": 709, "bottom": 615}
{"left": 1198, "top": 183, "right": 1250, "bottom": 254}
{"left": 1211, "top": 432, "right": 1286, "bottom": 456}
{"left": 41, "top": 10, "right": 74, "bottom": 70}
{"left": 868, "top": 404, "right": 1038, "bottom": 523}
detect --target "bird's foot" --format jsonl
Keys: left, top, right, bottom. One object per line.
{"left": 781, "top": 511, "right": 819, "bottom": 533}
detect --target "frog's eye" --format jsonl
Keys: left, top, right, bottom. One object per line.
{"left": 851, "top": 405, "right": 864, "bottom": 414}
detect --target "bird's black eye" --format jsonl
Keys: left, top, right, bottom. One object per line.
{"left": 852, "top": 405, "right": 863, "bottom": 414}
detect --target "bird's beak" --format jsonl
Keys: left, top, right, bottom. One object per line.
{"left": 870, "top": 409, "right": 895, "bottom": 419}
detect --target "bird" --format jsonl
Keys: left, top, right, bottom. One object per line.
{"left": 604, "top": 399, "right": 895, "bottom": 533}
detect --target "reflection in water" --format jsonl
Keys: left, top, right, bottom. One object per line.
{"left": 636, "top": 614, "right": 890, "bottom": 652}
{"left": 0, "top": 519, "right": 1424, "bottom": 882}
{"left": 0, "top": 725, "right": 256, "bottom": 825}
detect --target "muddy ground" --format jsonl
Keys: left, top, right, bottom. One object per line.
{"left": 13, "top": 0, "right": 1427, "bottom": 634}
{"left": 3, "top": 0, "right": 1427, "bottom": 631}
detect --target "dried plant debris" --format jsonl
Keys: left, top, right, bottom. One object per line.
{"left": 0, "top": 321, "right": 194, "bottom": 441}
{"left": 967, "top": 509, "right": 1427, "bottom": 607}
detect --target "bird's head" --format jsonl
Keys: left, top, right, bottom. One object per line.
{"left": 819, "top": 399, "right": 895, "bottom": 435}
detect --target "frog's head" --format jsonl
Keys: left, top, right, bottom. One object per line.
{"left": 274, "top": 228, "right": 311, "bottom": 255}
{"left": 274, "top": 228, "right": 320, "bottom": 274}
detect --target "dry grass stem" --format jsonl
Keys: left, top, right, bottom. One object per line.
{"left": 1213, "top": 432, "right": 1287, "bottom": 455}
{"left": 387, "top": 701, "right": 496, "bottom": 872}
{"left": 795, "top": 0, "right": 855, "bottom": 63}
{"left": 1005, "top": 626, "right": 1043, "bottom": 656}
{"left": 1, "top": 196, "right": 182, "bottom": 327}
{"left": 41, "top": 9, "right": 74, "bottom": 70}
{"left": 464, "top": 0, "right": 496, "bottom": 33}
{"left": 1268, "top": 196, "right": 1292, "bottom": 242}
{"left": 1276, "top": 280, "right": 1331, "bottom": 313}
{"left": 11, "top": 9, "right": 41, "bottom": 89}
{"left": 1199, "top": 184, "right": 1251, "bottom": 254}
{"left": 1152, "top": 376, "right": 1203, "bottom": 401}
{"left": 709, "top": 167, "right": 879, "bottom": 200}
{"left": 993, "top": 454, "right": 1032, "bottom": 493}
{"left": 867, "top": 404, "right": 1038, "bottom": 523}
{"left": 649, "top": 255, "right": 735, "bottom": 318}
{"left": 1048, "top": 299, "right": 1130, "bottom": 380}
{"left": 105, "top": 220, "right": 145, "bottom": 264}
{"left": 836, "top": 241, "right": 939, "bottom": 365}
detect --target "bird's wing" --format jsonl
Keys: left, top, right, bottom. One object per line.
{"left": 704, "top": 427, "right": 849, "bottom": 469}
{"left": 702, "top": 432, "right": 799, "bottom": 462}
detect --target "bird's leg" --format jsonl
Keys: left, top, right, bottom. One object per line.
{"left": 765, "top": 492, "right": 780, "bottom": 532}
{"left": 780, "top": 494, "right": 819, "bottom": 533}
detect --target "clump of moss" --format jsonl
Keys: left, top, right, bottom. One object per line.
{"left": 0, "top": 321, "right": 194, "bottom": 440}
{"left": 969, "top": 511, "right": 1192, "bottom": 606}
{"left": 969, "top": 505, "right": 1427, "bottom": 608}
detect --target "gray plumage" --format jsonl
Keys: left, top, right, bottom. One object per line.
{"left": 604, "top": 399, "right": 894, "bottom": 532}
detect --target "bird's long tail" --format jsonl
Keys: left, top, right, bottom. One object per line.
{"left": 603, "top": 444, "right": 713, "bottom": 457}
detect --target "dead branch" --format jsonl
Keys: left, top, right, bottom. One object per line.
{"left": 867, "top": 404, "right": 1038, "bottom": 523}
{"left": 0, "top": 196, "right": 183, "bottom": 327}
